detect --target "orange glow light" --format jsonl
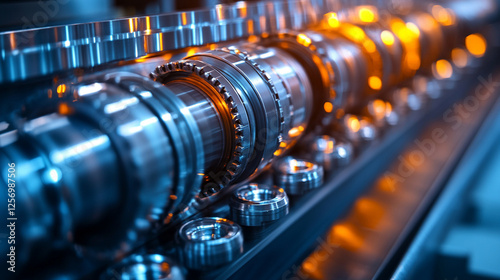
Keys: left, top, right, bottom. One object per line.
{"left": 368, "top": 76, "right": 382, "bottom": 90}
{"left": 431, "top": 5, "right": 455, "bottom": 26}
{"left": 358, "top": 6, "right": 377, "bottom": 23}
{"left": 145, "top": 17, "right": 151, "bottom": 35}
{"left": 288, "top": 125, "right": 304, "bottom": 137}
{"left": 128, "top": 18, "right": 135, "bottom": 33}
{"left": 451, "top": 48, "right": 468, "bottom": 68}
{"left": 58, "top": 103, "right": 72, "bottom": 115}
{"left": 363, "top": 40, "right": 377, "bottom": 53}
{"left": 329, "top": 224, "right": 364, "bottom": 251}
{"left": 216, "top": 5, "right": 224, "bottom": 20}
{"left": 406, "top": 22, "right": 420, "bottom": 37}
{"left": 465, "top": 33, "right": 487, "bottom": 57}
{"left": 324, "top": 102, "right": 333, "bottom": 113}
{"left": 348, "top": 117, "right": 361, "bottom": 133}
{"left": 187, "top": 48, "right": 196, "bottom": 56}
{"left": 433, "top": 59, "right": 453, "bottom": 79}
{"left": 56, "top": 84, "right": 66, "bottom": 95}
{"left": 372, "top": 99, "right": 386, "bottom": 116}
{"left": 326, "top": 12, "right": 340, "bottom": 28}
{"left": 381, "top": 30, "right": 395, "bottom": 46}
{"left": 297, "top": 33, "right": 312, "bottom": 47}
{"left": 406, "top": 52, "right": 421, "bottom": 70}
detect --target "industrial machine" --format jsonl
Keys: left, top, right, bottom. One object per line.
{"left": 1, "top": 0, "right": 499, "bottom": 279}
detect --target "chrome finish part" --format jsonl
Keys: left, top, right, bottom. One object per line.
{"left": 230, "top": 183, "right": 289, "bottom": 226}
{"left": 177, "top": 217, "right": 243, "bottom": 270}
{"left": 0, "top": 0, "right": 322, "bottom": 84}
{"left": 0, "top": 0, "right": 498, "bottom": 277}
{"left": 274, "top": 157, "right": 324, "bottom": 195}
{"left": 103, "top": 254, "right": 185, "bottom": 280}
{"left": 0, "top": 72, "right": 205, "bottom": 261}
{"left": 263, "top": 30, "right": 369, "bottom": 126}
{"left": 151, "top": 44, "right": 313, "bottom": 185}
{"left": 225, "top": 43, "right": 313, "bottom": 154}
{"left": 309, "top": 135, "right": 354, "bottom": 172}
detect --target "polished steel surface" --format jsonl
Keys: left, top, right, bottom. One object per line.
{"left": 0, "top": 0, "right": 498, "bottom": 279}
{"left": 274, "top": 157, "right": 324, "bottom": 196}
{"left": 230, "top": 183, "right": 289, "bottom": 226}
{"left": 150, "top": 43, "right": 313, "bottom": 186}
{"left": 0, "top": 0, "right": 322, "bottom": 84}
{"left": 177, "top": 217, "right": 243, "bottom": 269}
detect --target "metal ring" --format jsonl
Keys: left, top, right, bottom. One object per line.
{"left": 230, "top": 183, "right": 289, "bottom": 226}
{"left": 273, "top": 156, "right": 324, "bottom": 195}
{"left": 151, "top": 60, "right": 250, "bottom": 185}
{"left": 227, "top": 43, "right": 313, "bottom": 154}
{"left": 177, "top": 217, "right": 243, "bottom": 270}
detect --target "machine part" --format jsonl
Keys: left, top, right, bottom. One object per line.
{"left": 229, "top": 183, "right": 289, "bottom": 227}
{"left": 0, "top": 72, "right": 205, "bottom": 263}
{"left": 176, "top": 217, "right": 243, "bottom": 270}
{"left": 274, "top": 157, "right": 324, "bottom": 195}
{"left": 225, "top": 43, "right": 313, "bottom": 155}
{"left": 263, "top": 30, "right": 369, "bottom": 127}
{"left": 0, "top": 0, "right": 497, "bottom": 276}
{"left": 103, "top": 254, "right": 185, "bottom": 280}
{"left": 150, "top": 44, "right": 313, "bottom": 185}
{"left": 0, "top": 0, "right": 322, "bottom": 84}
{"left": 309, "top": 135, "right": 354, "bottom": 172}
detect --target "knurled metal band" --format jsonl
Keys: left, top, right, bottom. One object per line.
{"left": 150, "top": 61, "right": 249, "bottom": 185}
{"left": 216, "top": 46, "right": 285, "bottom": 145}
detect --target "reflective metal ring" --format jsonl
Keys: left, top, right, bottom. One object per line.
{"left": 151, "top": 61, "right": 250, "bottom": 185}
{"left": 274, "top": 157, "right": 324, "bottom": 195}
{"left": 177, "top": 217, "right": 243, "bottom": 270}
{"left": 230, "top": 183, "right": 289, "bottom": 226}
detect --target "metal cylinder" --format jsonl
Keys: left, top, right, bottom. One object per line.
{"left": 176, "top": 217, "right": 244, "bottom": 269}
{"left": 0, "top": 72, "right": 205, "bottom": 262}
{"left": 151, "top": 44, "right": 313, "bottom": 185}
{"left": 230, "top": 183, "right": 289, "bottom": 226}
{"left": 274, "top": 157, "right": 324, "bottom": 195}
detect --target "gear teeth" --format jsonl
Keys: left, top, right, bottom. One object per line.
{"left": 216, "top": 47, "right": 285, "bottom": 149}
{"left": 150, "top": 59, "right": 247, "bottom": 186}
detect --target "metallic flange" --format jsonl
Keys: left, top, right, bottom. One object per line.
{"left": 230, "top": 183, "right": 289, "bottom": 226}
{"left": 0, "top": 0, "right": 322, "bottom": 84}
{"left": 217, "top": 46, "right": 285, "bottom": 146}
{"left": 273, "top": 156, "right": 324, "bottom": 195}
{"left": 186, "top": 49, "right": 284, "bottom": 179}
{"left": 177, "top": 217, "right": 244, "bottom": 270}
{"left": 151, "top": 60, "right": 250, "bottom": 185}
{"left": 226, "top": 43, "right": 313, "bottom": 154}
{"left": 263, "top": 31, "right": 339, "bottom": 127}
